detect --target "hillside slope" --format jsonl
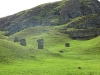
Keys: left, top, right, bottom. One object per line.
{"left": 0, "top": 25, "right": 100, "bottom": 65}
{"left": 8, "top": 26, "right": 100, "bottom": 55}
{"left": 0, "top": 0, "right": 100, "bottom": 35}
{"left": 0, "top": 1, "right": 100, "bottom": 74}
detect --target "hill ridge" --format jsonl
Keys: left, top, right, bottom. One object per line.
{"left": 0, "top": 0, "right": 100, "bottom": 35}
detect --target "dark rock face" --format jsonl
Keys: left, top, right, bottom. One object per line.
{"left": 60, "top": 0, "right": 100, "bottom": 23}
{"left": 60, "top": 0, "right": 82, "bottom": 23}
{"left": 80, "top": 0, "right": 100, "bottom": 15}
{"left": 67, "top": 29, "right": 100, "bottom": 40}
{"left": 67, "top": 14, "right": 100, "bottom": 29}
{"left": 0, "top": 0, "right": 100, "bottom": 35}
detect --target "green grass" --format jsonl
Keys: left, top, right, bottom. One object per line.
{"left": 0, "top": 58, "right": 100, "bottom": 75}
{"left": 0, "top": 26, "right": 100, "bottom": 75}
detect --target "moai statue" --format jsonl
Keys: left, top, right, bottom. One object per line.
{"left": 65, "top": 43, "right": 70, "bottom": 47}
{"left": 37, "top": 39, "right": 44, "bottom": 49}
{"left": 14, "top": 37, "right": 19, "bottom": 42}
{"left": 20, "top": 39, "right": 26, "bottom": 46}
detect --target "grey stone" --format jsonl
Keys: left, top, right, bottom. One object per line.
{"left": 14, "top": 37, "right": 19, "bottom": 42}
{"left": 67, "top": 29, "right": 100, "bottom": 40}
{"left": 37, "top": 39, "right": 44, "bottom": 49}
{"left": 65, "top": 43, "right": 70, "bottom": 47}
{"left": 78, "top": 67, "right": 81, "bottom": 69}
{"left": 20, "top": 39, "right": 26, "bottom": 46}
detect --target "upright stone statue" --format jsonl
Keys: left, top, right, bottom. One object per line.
{"left": 20, "top": 39, "right": 26, "bottom": 46}
{"left": 65, "top": 43, "right": 70, "bottom": 47}
{"left": 37, "top": 39, "right": 44, "bottom": 49}
{"left": 14, "top": 37, "right": 19, "bottom": 42}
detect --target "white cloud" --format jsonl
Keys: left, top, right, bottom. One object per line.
{"left": 0, "top": 0, "right": 61, "bottom": 18}
{"left": 0, "top": 0, "right": 100, "bottom": 18}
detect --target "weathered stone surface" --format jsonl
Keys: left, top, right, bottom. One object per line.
{"left": 60, "top": 0, "right": 82, "bottom": 23}
{"left": 14, "top": 37, "right": 19, "bottom": 42}
{"left": 67, "top": 29, "right": 100, "bottom": 40}
{"left": 66, "top": 14, "right": 100, "bottom": 29}
{"left": 65, "top": 43, "right": 70, "bottom": 47}
{"left": 0, "top": 0, "right": 100, "bottom": 35}
{"left": 20, "top": 39, "right": 26, "bottom": 46}
{"left": 37, "top": 39, "right": 44, "bottom": 49}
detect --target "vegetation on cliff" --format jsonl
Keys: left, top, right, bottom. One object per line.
{"left": 0, "top": 0, "right": 100, "bottom": 35}
{"left": 0, "top": 0, "right": 100, "bottom": 74}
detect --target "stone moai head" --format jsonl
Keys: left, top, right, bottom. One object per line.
{"left": 37, "top": 39, "right": 44, "bottom": 49}
{"left": 14, "top": 37, "right": 19, "bottom": 42}
{"left": 20, "top": 39, "right": 26, "bottom": 46}
{"left": 65, "top": 43, "right": 70, "bottom": 47}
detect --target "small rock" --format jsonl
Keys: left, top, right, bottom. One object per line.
{"left": 59, "top": 50, "right": 64, "bottom": 53}
{"left": 65, "top": 43, "right": 70, "bottom": 47}
{"left": 78, "top": 67, "right": 81, "bottom": 69}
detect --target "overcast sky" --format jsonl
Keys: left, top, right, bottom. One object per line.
{"left": 0, "top": 0, "right": 61, "bottom": 18}
{"left": 0, "top": 0, "right": 100, "bottom": 18}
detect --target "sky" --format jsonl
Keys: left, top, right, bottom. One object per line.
{"left": 0, "top": 0, "right": 100, "bottom": 18}
{"left": 0, "top": 0, "right": 61, "bottom": 18}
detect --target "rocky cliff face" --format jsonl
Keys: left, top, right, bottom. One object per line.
{"left": 60, "top": 0, "right": 100, "bottom": 23}
{"left": 61, "top": 28, "right": 100, "bottom": 40}
{"left": 0, "top": 0, "right": 100, "bottom": 36}
{"left": 67, "top": 14, "right": 100, "bottom": 29}
{"left": 60, "top": 13, "right": 100, "bottom": 39}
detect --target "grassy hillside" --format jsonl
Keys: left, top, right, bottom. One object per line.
{"left": 0, "top": 0, "right": 100, "bottom": 74}
{"left": 0, "top": 25, "right": 100, "bottom": 75}
{"left": 8, "top": 24, "right": 100, "bottom": 55}
{"left": 0, "top": 37, "right": 29, "bottom": 63}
